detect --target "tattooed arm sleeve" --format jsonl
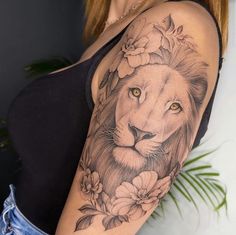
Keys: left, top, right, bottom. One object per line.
{"left": 56, "top": 3, "right": 220, "bottom": 235}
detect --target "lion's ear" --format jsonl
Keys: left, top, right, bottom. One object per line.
{"left": 189, "top": 76, "right": 208, "bottom": 110}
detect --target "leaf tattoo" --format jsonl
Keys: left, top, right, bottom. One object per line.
{"left": 75, "top": 215, "right": 96, "bottom": 231}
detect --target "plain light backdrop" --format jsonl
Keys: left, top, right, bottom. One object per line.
{"left": 139, "top": 0, "right": 236, "bottom": 234}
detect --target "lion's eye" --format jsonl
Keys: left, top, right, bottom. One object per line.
{"left": 169, "top": 102, "right": 182, "bottom": 112}
{"left": 130, "top": 87, "right": 141, "bottom": 98}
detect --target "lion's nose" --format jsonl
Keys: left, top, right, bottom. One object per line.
{"left": 128, "top": 124, "right": 156, "bottom": 143}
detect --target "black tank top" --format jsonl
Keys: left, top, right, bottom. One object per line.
{"left": 6, "top": 0, "right": 223, "bottom": 234}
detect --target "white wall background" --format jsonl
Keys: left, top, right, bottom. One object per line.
{"left": 139, "top": 1, "right": 236, "bottom": 234}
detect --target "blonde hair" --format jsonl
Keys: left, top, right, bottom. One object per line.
{"left": 83, "top": 0, "right": 228, "bottom": 53}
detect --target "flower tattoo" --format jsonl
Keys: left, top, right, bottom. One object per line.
{"left": 80, "top": 169, "right": 103, "bottom": 200}
{"left": 76, "top": 160, "right": 175, "bottom": 231}
{"left": 112, "top": 171, "right": 171, "bottom": 220}
{"left": 109, "top": 17, "right": 162, "bottom": 78}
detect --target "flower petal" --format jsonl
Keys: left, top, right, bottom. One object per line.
{"left": 117, "top": 58, "right": 134, "bottom": 78}
{"left": 143, "top": 197, "right": 158, "bottom": 204}
{"left": 125, "top": 47, "right": 145, "bottom": 56}
{"left": 158, "top": 185, "right": 170, "bottom": 198}
{"left": 145, "top": 31, "right": 162, "bottom": 53}
{"left": 112, "top": 198, "right": 134, "bottom": 206}
{"left": 141, "top": 199, "right": 159, "bottom": 211}
{"left": 161, "top": 36, "right": 171, "bottom": 51}
{"left": 91, "top": 171, "right": 100, "bottom": 185}
{"left": 115, "top": 182, "right": 136, "bottom": 198}
{"left": 155, "top": 175, "right": 170, "bottom": 189}
{"left": 96, "top": 183, "right": 103, "bottom": 193}
{"left": 112, "top": 198, "right": 134, "bottom": 215}
{"left": 127, "top": 55, "right": 142, "bottom": 68}
{"left": 133, "top": 171, "right": 158, "bottom": 192}
{"left": 148, "top": 188, "right": 161, "bottom": 197}
{"left": 140, "top": 23, "right": 155, "bottom": 36}
{"left": 132, "top": 174, "right": 142, "bottom": 190}
{"left": 140, "top": 53, "right": 150, "bottom": 65}
{"left": 134, "top": 36, "right": 149, "bottom": 48}
{"left": 154, "top": 176, "right": 171, "bottom": 198}
{"left": 129, "top": 205, "right": 146, "bottom": 220}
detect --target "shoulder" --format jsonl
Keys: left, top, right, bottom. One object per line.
{"left": 120, "top": 0, "right": 220, "bottom": 56}
{"left": 118, "top": 0, "right": 220, "bottom": 60}
{"left": 107, "top": 1, "right": 221, "bottom": 111}
{"left": 137, "top": 0, "right": 219, "bottom": 34}
{"left": 122, "top": 1, "right": 219, "bottom": 73}
{"left": 124, "top": 1, "right": 220, "bottom": 52}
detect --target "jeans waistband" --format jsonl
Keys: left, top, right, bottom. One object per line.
{"left": 0, "top": 184, "right": 49, "bottom": 235}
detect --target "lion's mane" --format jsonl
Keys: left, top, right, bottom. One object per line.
{"left": 88, "top": 44, "right": 208, "bottom": 195}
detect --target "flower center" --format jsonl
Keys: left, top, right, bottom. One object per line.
{"left": 127, "top": 44, "right": 135, "bottom": 50}
{"left": 134, "top": 189, "right": 149, "bottom": 204}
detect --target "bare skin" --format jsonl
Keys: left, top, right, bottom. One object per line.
{"left": 55, "top": 1, "right": 220, "bottom": 235}
{"left": 79, "top": 0, "right": 164, "bottom": 63}
{"left": 50, "top": 0, "right": 166, "bottom": 104}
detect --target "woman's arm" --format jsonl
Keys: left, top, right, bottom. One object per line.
{"left": 56, "top": 2, "right": 220, "bottom": 235}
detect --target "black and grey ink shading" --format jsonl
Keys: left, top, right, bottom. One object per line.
{"left": 75, "top": 14, "right": 208, "bottom": 232}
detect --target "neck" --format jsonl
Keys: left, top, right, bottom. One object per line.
{"left": 107, "top": 0, "right": 142, "bottom": 24}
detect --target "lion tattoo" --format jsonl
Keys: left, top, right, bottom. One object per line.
{"left": 75, "top": 15, "right": 208, "bottom": 231}
{"left": 89, "top": 62, "right": 207, "bottom": 194}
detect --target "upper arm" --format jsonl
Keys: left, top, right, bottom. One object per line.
{"left": 56, "top": 2, "right": 220, "bottom": 235}
{"left": 88, "top": 0, "right": 220, "bottom": 166}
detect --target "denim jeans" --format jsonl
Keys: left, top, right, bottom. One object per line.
{"left": 0, "top": 185, "right": 49, "bottom": 235}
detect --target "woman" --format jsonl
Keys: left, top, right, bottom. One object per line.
{"left": 0, "top": 0, "right": 228, "bottom": 235}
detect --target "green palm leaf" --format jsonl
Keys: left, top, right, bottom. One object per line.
{"left": 152, "top": 144, "right": 228, "bottom": 221}
{"left": 24, "top": 56, "right": 74, "bottom": 78}
{"left": 168, "top": 191, "right": 183, "bottom": 218}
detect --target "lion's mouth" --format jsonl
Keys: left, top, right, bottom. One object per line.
{"left": 112, "top": 146, "right": 147, "bottom": 170}
{"left": 130, "top": 145, "right": 143, "bottom": 155}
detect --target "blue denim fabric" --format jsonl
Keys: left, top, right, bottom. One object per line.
{"left": 0, "top": 185, "right": 49, "bottom": 235}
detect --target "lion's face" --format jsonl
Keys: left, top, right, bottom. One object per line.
{"left": 112, "top": 64, "right": 192, "bottom": 169}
